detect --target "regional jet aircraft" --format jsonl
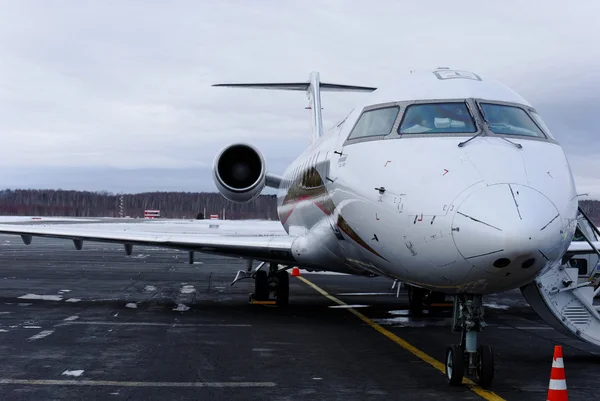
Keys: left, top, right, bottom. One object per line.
{"left": 1, "top": 68, "right": 600, "bottom": 388}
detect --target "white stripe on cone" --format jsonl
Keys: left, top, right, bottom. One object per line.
{"left": 551, "top": 357, "right": 564, "bottom": 368}
{"left": 549, "top": 379, "right": 567, "bottom": 390}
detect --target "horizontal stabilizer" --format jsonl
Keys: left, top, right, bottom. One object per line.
{"left": 212, "top": 82, "right": 377, "bottom": 93}
{"left": 213, "top": 71, "right": 376, "bottom": 142}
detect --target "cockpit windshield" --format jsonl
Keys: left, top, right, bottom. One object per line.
{"left": 479, "top": 103, "right": 546, "bottom": 138}
{"left": 399, "top": 103, "right": 476, "bottom": 134}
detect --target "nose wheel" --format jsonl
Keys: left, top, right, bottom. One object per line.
{"left": 445, "top": 295, "right": 495, "bottom": 388}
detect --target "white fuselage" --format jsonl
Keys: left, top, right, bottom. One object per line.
{"left": 274, "top": 71, "right": 578, "bottom": 295}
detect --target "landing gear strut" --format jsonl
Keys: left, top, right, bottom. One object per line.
{"left": 445, "top": 294, "right": 494, "bottom": 388}
{"left": 250, "top": 263, "right": 289, "bottom": 306}
{"left": 408, "top": 286, "right": 447, "bottom": 316}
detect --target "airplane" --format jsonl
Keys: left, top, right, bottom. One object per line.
{"left": 0, "top": 68, "right": 599, "bottom": 388}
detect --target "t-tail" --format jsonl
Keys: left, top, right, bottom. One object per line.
{"left": 213, "top": 72, "right": 376, "bottom": 143}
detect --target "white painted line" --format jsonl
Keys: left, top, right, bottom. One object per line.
{"left": 64, "top": 315, "right": 79, "bottom": 321}
{"left": 56, "top": 321, "right": 250, "bottom": 328}
{"left": 65, "top": 299, "right": 81, "bottom": 303}
{"left": 62, "top": 370, "right": 84, "bottom": 377}
{"left": 144, "top": 286, "right": 157, "bottom": 292}
{"left": 24, "top": 326, "right": 42, "bottom": 329}
{"left": 29, "top": 330, "right": 54, "bottom": 340}
{"left": 336, "top": 293, "right": 392, "bottom": 296}
{"left": 0, "top": 379, "right": 276, "bottom": 388}
{"left": 125, "top": 303, "right": 137, "bottom": 309}
{"left": 0, "top": 329, "right": 8, "bottom": 333}
{"left": 328, "top": 305, "right": 369, "bottom": 309}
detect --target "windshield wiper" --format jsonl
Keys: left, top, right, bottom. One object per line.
{"left": 458, "top": 122, "right": 522, "bottom": 149}
{"left": 458, "top": 131, "right": 483, "bottom": 147}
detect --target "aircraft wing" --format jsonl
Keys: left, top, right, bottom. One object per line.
{"left": 0, "top": 219, "right": 298, "bottom": 264}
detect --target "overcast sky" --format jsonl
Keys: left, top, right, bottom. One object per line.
{"left": 0, "top": 1, "right": 599, "bottom": 199}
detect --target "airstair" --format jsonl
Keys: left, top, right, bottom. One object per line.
{"left": 521, "top": 206, "right": 600, "bottom": 348}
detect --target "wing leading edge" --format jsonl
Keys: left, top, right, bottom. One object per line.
{"left": 0, "top": 222, "right": 298, "bottom": 265}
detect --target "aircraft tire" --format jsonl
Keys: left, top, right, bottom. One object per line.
{"left": 254, "top": 270, "right": 269, "bottom": 300}
{"left": 474, "top": 345, "right": 494, "bottom": 388}
{"left": 445, "top": 345, "right": 464, "bottom": 386}
{"left": 275, "top": 270, "right": 289, "bottom": 306}
{"left": 408, "top": 286, "right": 425, "bottom": 316}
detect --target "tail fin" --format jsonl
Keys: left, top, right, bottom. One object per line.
{"left": 213, "top": 72, "right": 376, "bottom": 143}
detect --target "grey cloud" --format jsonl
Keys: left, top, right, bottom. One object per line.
{"left": 0, "top": 1, "right": 599, "bottom": 197}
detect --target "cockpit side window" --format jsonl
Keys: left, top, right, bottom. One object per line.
{"left": 347, "top": 107, "right": 400, "bottom": 140}
{"left": 479, "top": 103, "right": 546, "bottom": 138}
{"left": 398, "top": 103, "right": 476, "bottom": 134}
{"left": 529, "top": 110, "right": 556, "bottom": 140}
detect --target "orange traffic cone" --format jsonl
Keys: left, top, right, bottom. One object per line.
{"left": 291, "top": 267, "right": 300, "bottom": 276}
{"left": 547, "top": 345, "right": 568, "bottom": 401}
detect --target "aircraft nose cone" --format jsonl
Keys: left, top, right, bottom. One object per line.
{"left": 452, "top": 184, "right": 564, "bottom": 282}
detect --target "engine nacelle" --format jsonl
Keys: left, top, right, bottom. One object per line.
{"left": 212, "top": 143, "right": 266, "bottom": 203}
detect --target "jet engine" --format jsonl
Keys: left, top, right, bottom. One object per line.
{"left": 212, "top": 143, "right": 266, "bottom": 203}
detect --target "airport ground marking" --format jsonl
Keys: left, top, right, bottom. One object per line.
{"left": 0, "top": 379, "right": 276, "bottom": 388}
{"left": 297, "top": 276, "right": 507, "bottom": 401}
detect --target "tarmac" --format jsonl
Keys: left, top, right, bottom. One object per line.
{"left": 0, "top": 235, "right": 598, "bottom": 401}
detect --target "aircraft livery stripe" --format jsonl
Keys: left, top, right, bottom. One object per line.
{"left": 296, "top": 276, "right": 507, "bottom": 401}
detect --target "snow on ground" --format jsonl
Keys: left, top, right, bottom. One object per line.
{"left": 18, "top": 294, "right": 63, "bottom": 301}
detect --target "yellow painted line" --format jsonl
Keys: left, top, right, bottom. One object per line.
{"left": 297, "top": 276, "right": 507, "bottom": 401}
{"left": 0, "top": 379, "right": 276, "bottom": 388}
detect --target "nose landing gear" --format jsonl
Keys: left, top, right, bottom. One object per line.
{"left": 445, "top": 294, "right": 494, "bottom": 388}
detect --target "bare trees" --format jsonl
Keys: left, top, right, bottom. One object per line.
{"left": 0, "top": 189, "right": 279, "bottom": 220}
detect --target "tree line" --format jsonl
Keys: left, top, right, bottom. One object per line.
{"left": 0, "top": 189, "right": 278, "bottom": 220}
{"left": 0, "top": 189, "right": 598, "bottom": 224}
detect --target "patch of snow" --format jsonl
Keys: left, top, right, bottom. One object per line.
{"left": 64, "top": 315, "right": 79, "bottom": 321}
{"left": 59, "top": 290, "right": 71, "bottom": 293}
{"left": 181, "top": 285, "right": 195, "bottom": 294}
{"left": 298, "top": 269, "right": 348, "bottom": 275}
{"left": 125, "top": 303, "right": 137, "bottom": 309}
{"left": 388, "top": 310, "right": 410, "bottom": 316}
{"left": 29, "top": 330, "right": 54, "bottom": 340}
{"left": 18, "top": 294, "right": 63, "bottom": 301}
{"left": 65, "top": 298, "right": 81, "bottom": 303}
{"left": 113, "top": 313, "right": 119, "bottom": 317}
{"left": 484, "top": 302, "right": 510, "bottom": 310}
{"left": 0, "top": 329, "right": 7, "bottom": 332}
{"left": 0, "top": 312, "right": 11, "bottom": 314}
{"left": 328, "top": 304, "right": 369, "bottom": 309}
{"left": 62, "top": 370, "right": 84, "bottom": 377}
{"left": 18, "top": 303, "right": 32, "bottom": 306}
{"left": 173, "top": 304, "right": 190, "bottom": 312}
{"left": 130, "top": 254, "right": 150, "bottom": 259}
{"left": 144, "top": 285, "right": 157, "bottom": 292}
{"left": 24, "top": 326, "right": 42, "bottom": 329}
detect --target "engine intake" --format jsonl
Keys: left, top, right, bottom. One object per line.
{"left": 212, "top": 143, "right": 266, "bottom": 203}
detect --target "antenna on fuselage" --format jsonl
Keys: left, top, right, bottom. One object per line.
{"left": 212, "top": 72, "right": 377, "bottom": 143}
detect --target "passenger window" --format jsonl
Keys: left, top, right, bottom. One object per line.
{"left": 399, "top": 103, "right": 476, "bottom": 134}
{"left": 480, "top": 103, "right": 546, "bottom": 138}
{"left": 347, "top": 107, "right": 399, "bottom": 139}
